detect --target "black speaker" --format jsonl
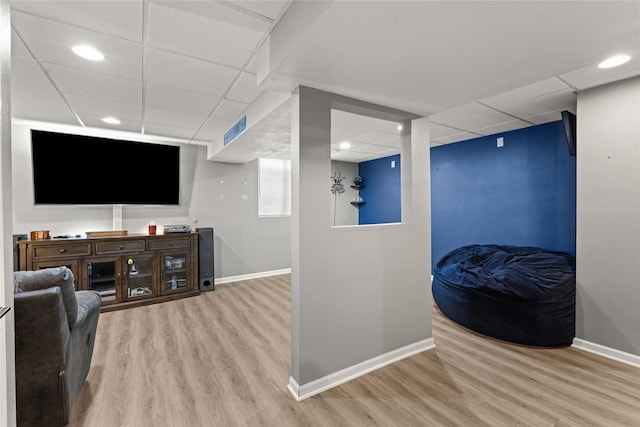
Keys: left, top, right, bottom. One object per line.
{"left": 13, "top": 234, "right": 28, "bottom": 271}
{"left": 196, "top": 227, "right": 215, "bottom": 292}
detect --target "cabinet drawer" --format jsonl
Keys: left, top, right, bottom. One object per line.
{"left": 33, "top": 243, "right": 92, "bottom": 259}
{"left": 148, "top": 237, "right": 190, "bottom": 251}
{"left": 95, "top": 240, "right": 145, "bottom": 254}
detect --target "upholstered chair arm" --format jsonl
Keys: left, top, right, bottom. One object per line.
{"left": 15, "top": 287, "right": 71, "bottom": 426}
{"left": 65, "top": 290, "right": 101, "bottom": 398}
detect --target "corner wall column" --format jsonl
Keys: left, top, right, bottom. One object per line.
{"left": 289, "top": 86, "right": 433, "bottom": 400}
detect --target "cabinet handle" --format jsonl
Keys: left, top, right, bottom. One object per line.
{"left": 119, "top": 245, "right": 124, "bottom": 250}
{"left": 59, "top": 249, "right": 67, "bottom": 253}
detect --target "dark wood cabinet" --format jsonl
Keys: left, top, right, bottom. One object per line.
{"left": 18, "top": 233, "right": 200, "bottom": 312}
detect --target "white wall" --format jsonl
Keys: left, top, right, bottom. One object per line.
{"left": 12, "top": 123, "right": 291, "bottom": 279}
{"left": 576, "top": 76, "right": 640, "bottom": 356}
{"left": 1, "top": 0, "right": 16, "bottom": 423}
{"left": 290, "top": 86, "right": 432, "bottom": 396}
{"left": 330, "top": 160, "right": 358, "bottom": 226}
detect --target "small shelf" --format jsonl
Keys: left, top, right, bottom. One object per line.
{"left": 350, "top": 184, "right": 365, "bottom": 189}
{"left": 350, "top": 201, "right": 365, "bottom": 207}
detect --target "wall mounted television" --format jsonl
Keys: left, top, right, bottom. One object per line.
{"left": 561, "top": 110, "right": 577, "bottom": 157}
{"left": 31, "top": 130, "right": 180, "bottom": 205}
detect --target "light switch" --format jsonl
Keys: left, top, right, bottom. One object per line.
{"left": 497, "top": 137, "right": 504, "bottom": 148}
{"left": 391, "top": 160, "right": 396, "bottom": 168}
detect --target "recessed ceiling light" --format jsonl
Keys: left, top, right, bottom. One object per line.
{"left": 72, "top": 45, "right": 104, "bottom": 61}
{"left": 339, "top": 141, "right": 351, "bottom": 149}
{"left": 598, "top": 54, "right": 631, "bottom": 69}
{"left": 102, "top": 117, "right": 121, "bottom": 125}
{"left": 397, "top": 125, "right": 403, "bottom": 131}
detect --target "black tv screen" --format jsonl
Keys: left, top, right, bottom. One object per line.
{"left": 561, "top": 110, "right": 577, "bottom": 157}
{"left": 31, "top": 130, "right": 180, "bottom": 205}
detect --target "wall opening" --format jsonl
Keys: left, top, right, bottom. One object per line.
{"left": 330, "top": 109, "right": 403, "bottom": 227}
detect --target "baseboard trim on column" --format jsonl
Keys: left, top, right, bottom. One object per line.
{"left": 288, "top": 337, "right": 436, "bottom": 401}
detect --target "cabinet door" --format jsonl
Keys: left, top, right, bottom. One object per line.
{"left": 81, "top": 257, "right": 122, "bottom": 305}
{"left": 32, "top": 259, "right": 80, "bottom": 290}
{"left": 159, "top": 250, "right": 191, "bottom": 296}
{"left": 122, "top": 253, "right": 158, "bottom": 302}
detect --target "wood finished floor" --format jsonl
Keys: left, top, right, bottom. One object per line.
{"left": 69, "top": 274, "right": 640, "bottom": 427}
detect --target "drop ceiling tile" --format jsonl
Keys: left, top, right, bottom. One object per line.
{"left": 11, "top": 28, "right": 31, "bottom": 58}
{"left": 497, "top": 89, "right": 576, "bottom": 118}
{"left": 146, "top": 84, "right": 219, "bottom": 117}
{"left": 212, "top": 99, "right": 249, "bottom": 121}
{"left": 528, "top": 88, "right": 576, "bottom": 110}
{"left": 233, "top": 1, "right": 290, "bottom": 20}
{"left": 81, "top": 116, "right": 142, "bottom": 134}
{"left": 431, "top": 101, "right": 516, "bottom": 126}
{"left": 560, "top": 57, "right": 640, "bottom": 90}
{"left": 146, "top": 48, "right": 238, "bottom": 98}
{"left": 11, "top": 85, "right": 79, "bottom": 124}
{"left": 475, "top": 119, "right": 531, "bottom": 136}
{"left": 194, "top": 117, "right": 234, "bottom": 141}
{"left": 430, "top": 105, "right": 475, "bottom": 125}
{"left": 330, "top": 152, "right": 351, "bottom": 161}
{"left": 10, "top": 0, "right": 144, "bottom": 42}
{"left": 351, "top": 130, "right": 398, "bottom": 145}
{"left": 148, "top": 2, "right": 265, "bottom": 68}
{"left": 337, "top": 141, "right": 372, "bottom": 154}
{"left": 331, "top": 109, "right": 400, "bottom": 144}
{"left": 151, "top": 0, "right": 273, "bottom": 32}
{"left": 43, "top": 63, "right": 142, "bottom": 104}
{"left": 493, "top": 102, "right": 548, "bottom": 118}
{"left": 144, "top": 122, "right": 198, "bottom": 140}
{"left": 11, "top": 57, "right": 53, "bottom": 90}
{"left": 374, "top": 120, "right": 403, "bottom": 135}
{"left": 358, "top": 140, "right": 400, "bottom": 153}
{"left": 445, "top": 109, "right": 516, "bottom": 132}
{"left": 429, "top": 123, "right": 466, "bottom": 139}
{"left": 431, "top": 131, "right": 478, "bottom": 145}
{"left": 227, "top": 72, "right": 262, "bottom": 104}
{"left": 66, "top": 94, "right": 142, "bottom": 122}
{"left": 355, "top": 152, "right": 387, "bottom": 162}
{"left": 480, "top": 78, "right": 569, "bottom": 107}
{"left": 12, "top": 11, "right": 142, "bottom": 80}
{"left": 144, "top": 107, "right": 208, "bottom": 130}
{"left": 524, "top": 110, "right": 570, "bottom": 125}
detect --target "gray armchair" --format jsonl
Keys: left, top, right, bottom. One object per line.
{"left": 14, "top": 266, "right": 101, "bottom": 427}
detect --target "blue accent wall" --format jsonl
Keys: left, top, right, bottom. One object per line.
{"left": 431, "top": 121, "right": 576, "bottom": 268}
{"left": 358, "top": 154, "right": 401, "bottom": 224}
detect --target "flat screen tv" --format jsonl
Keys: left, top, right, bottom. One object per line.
{"left": 561, "top": 110, "right": 577, "bottom": 157}
{"left": 31, "top": 130, "right": 180, "bottom": 205}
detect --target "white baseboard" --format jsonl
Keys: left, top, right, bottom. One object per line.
{"left": 287, "top": 337, "right": 436, "bottom": 401}
{"left": 571, "top": 338, "right": 640, "bottom": 368}
{"left": 215, "top": 268, "right": 291, "bottom": 285}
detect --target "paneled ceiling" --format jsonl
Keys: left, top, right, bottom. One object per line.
{"left": 8, "top": 1, "right": 640, "bottom": 162}
{"left": 10, "top": 0, "right": 291, "bottom": 145}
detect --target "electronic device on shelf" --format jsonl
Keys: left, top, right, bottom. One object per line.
{"left": 163, "top": 225, "right": 192, "bottom": 234}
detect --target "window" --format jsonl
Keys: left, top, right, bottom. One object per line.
{"left": 258, "top": 158, "right": 291, "bottom": 217}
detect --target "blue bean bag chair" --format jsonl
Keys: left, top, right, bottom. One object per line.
{"left": 432, "top": 244, "right": 576, "bottom": 347}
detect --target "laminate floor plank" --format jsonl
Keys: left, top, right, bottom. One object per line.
{"left": 69, "top": 274, "right": 640, "bottom": 427}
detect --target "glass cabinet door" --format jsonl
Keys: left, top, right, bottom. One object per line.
{"left": 84, "top": 257, "right": 119, "bottom": 304}
{"left": 160, "top": 251, "right": 190, "bottom": 295}
{"left": 123, "top": 254, "right": 157, "bottom": 301}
